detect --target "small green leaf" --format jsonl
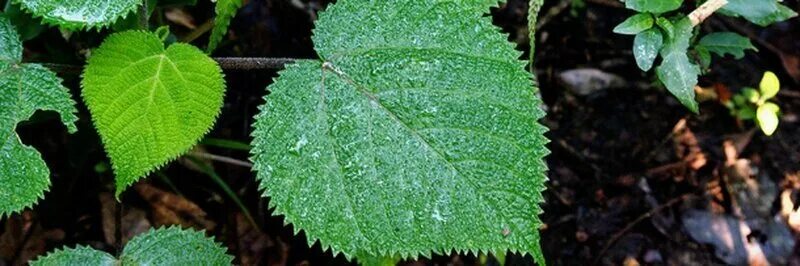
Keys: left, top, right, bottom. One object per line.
{"left": 756, "top": 102, "right": 780, "bottom": 136}
{"left": 655, "top": 17, "right": 674, "bottom": 39}
{"left": 625, "top": 0, "right": 682, "bottom": 13}
{"left": 655, "top": 18, "right": 700, "bottom": 112}
{"left": 633, "top": 28, "right": 663, "bottom": 71}
{"left": 207, "top": 0, "right": 243, "bottom": 53}
{"left": 12, "top": 0, "right": 141, "bottom": 30}
{"left": 31, "top": 227, "right": 233, "bottom": 266}
{"left": 742, "top": 87, "right": 760, "bottom": 103}
{"left": 721, "top": 0, "right": 798, "bottom": 26}
{"left": 759, "top": 71, "right": 779, "bottom": 100}
{"left": 251, "top": 0, "right": 549, "bottom": 262}
{"left": 82, "top": 30, "right": 226, "bottom": 196}
{"left": 121, "top": 227, "right": 233, "bottom": 265}
{"left": 30, "top": 246, "right": 116, "bottom": 266}
{"left": 738, "top": 106, "right": 756, "bottom": 120}
{"left": 733, "top": 94, "right": 746, "bottom": 106}
{"left": 697, "top": 32, "right": 757, "bottom": 59}
{"left": 0, "top": 17, "right": 78, "bottom": 217}
{"left": 694, "top": 46, "right": 711, "bottom": 70}
{"left": 613, "top": 13, "right": 654, "bottom": 35}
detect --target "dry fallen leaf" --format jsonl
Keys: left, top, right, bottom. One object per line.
{"left": 135, "top": 183, "right": 216, "bottom": 231}
{"left": 99, "top": 192, "right": 151, "bottom": 246}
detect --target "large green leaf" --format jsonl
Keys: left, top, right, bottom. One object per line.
{"left": 624, "top": 0, "right": 682, "bottom": 13}
{"left": 721, "top": 0, "right": 797, "bottom": 26}
{"left": 697, "top": 32, "right": 757, "bottom": 59}
{"left": 0, "top": 16, "right": 78, "bottom": 217}
{"left": 82, "top": 30, "right": 225, "bottom": 196}
{"left": 207, "top": 0, "right": 243, "bottom": 53}
{"left": 12, "top": 0, "right": 141, "bottom": 30}
{"left": 656, "top": 18, "right": 700, "bottom": 112}
{"left": 251, "top": 0, "right": 548, "bottom": 263}
{"left": 31, "top": 227, "right": 233, "bottom": 266}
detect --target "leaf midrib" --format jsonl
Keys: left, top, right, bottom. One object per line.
{"left": 321, "top": 57, "right": 512, "bottom": 251}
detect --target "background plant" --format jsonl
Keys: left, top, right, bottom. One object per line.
{"left": 725, "top": 71, "right": 782, "bottom": 135}
{"left": 614, "top": 0, "right": 795, "bottom": 112}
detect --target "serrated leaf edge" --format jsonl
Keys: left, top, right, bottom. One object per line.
{"left": 80, "top": 30, "right": 226, "bottom": 197}
{"left": 10, "top": 0, "right": 142, "bottom": 31}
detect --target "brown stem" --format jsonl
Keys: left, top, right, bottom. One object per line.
{"left": 689, "top": 0, "right": 729, "bottom": 26}
{"left": 37, "top": 57, "right": 309, "bottom": 74}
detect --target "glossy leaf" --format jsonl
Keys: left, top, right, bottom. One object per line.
{"left": 82, "top": 30, "right": 225, "bottom": 196}
{"left": 31, "top": 227, "right": 233, "bottom": 266}
{"left": 625, "top": 0, "right": 682, "bottom": 13}
{"left": 251, "top": 0, "right": 548, "bottom": 262}
{"left": 0, "top": 17, "right": 78, "bottom": 217}
{"left": 655, "top": 18, "right": 700, "bottom": 112}
{"left": 633, "top": 28, "right": 663, "bottom": 71}
{"left": 697, "top": 32, "right": 757, "bottom": 59}
{"left": 655, "top": 17, "right": 674, "bottom": 39}
{"left": 721, "top": 0, "right": 797, "bottom": 26}
{"left": 613, "top": 13, "right": 654, "bottom": 35}
{"left": 207, "top": 0, "right": 243, "bottom": 53}
{"left": 12, "top": 0, "right": 141, "bottom": 30}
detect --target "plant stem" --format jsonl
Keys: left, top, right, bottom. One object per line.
{"left": 689, "top": 0, "right": 728, "bottom": 26}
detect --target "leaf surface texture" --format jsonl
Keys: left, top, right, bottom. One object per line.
{"left": 251, "top": 0, "right": 549, "bottom": 262}
{"left": 0, "top": 17, "right": 78, "bottom": 216}
{"left": 12, "top": 0, "right": 141, "bottom": 29}
{"left": 82, "top": 30, "right": 225, "bottom": 195}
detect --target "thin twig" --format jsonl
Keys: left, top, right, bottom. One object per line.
{"left": 214, "top": 57, "right": 300, "bottom": 70}
{"left": 189, "top": 151, "right": 253, "bottom": 168}
{"left": 37, "top": 57, "right": 306, "bottom": 74}
{"left": 595, "top": 194, "right": 694, "bottom": 263}
{"left": 689, "top": 0, "right": 728, "bottom": 26}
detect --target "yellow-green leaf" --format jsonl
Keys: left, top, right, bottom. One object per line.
{"left": 82, "top": 30, "right": 226, "bottom": 196}
{"left": 759, "top": 71, "right": 780, "bottom": 100}
{"left": 756, "top": 102, "right": 780, "bottom": 136}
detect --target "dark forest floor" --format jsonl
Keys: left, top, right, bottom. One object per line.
{"left": 2, "top": 0, "right": 800, "bottom": 265}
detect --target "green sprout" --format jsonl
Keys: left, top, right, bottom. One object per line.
{"left": 726, "top": 71, "right": 782, "bottom": 136}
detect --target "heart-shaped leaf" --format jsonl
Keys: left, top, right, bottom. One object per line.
{"left": 82, "top": 30, "right": 225, "bottom": 196}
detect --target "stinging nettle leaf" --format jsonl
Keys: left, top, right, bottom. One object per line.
{"left": 30, "top": 246, "right": 116, "bottom": 266}
{"left": 12, "top": 0, "right": 141, "bottom": 30}
{"left": 613, "top": 13, "right": 654, "bottom": 35}
{"left": 207, "top": 0, "right": 243, "bottom": 53}
{"left": 655, "top": 18, "right": 700, "bottom": 113}
{"left": 251, "top": 0, "right": 549, "bottom": 263}
{"left": 82, "top": 30, "right": 226, "bottom": 197}
{"left": 31, "top": 227, "right": 234, "bottom": 266}
{"left": 633, "top": 28, "right": 663, "bottom": 71}
{"left": 0, "top": 16, "right": 78, "bottom": 217}
{"left": 697, "top": 32, "right": 757, "bottom": 59}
